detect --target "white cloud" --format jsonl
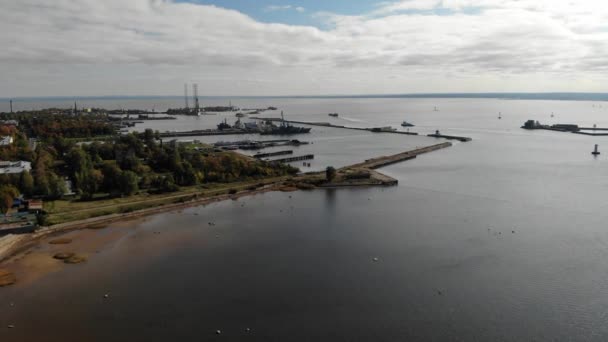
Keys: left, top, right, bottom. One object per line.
{"left": 265, "top": 4, "right": 305, "bottom": 13}
{"left": 1, "top": 0, "right": 608, "bottom": 96}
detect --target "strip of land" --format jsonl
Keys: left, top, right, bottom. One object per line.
{"left": 0, "top": 142, "right": 452, "bottom": 269}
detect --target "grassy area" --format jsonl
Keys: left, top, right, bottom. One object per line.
{"left": 43, "top": 176, "right": 288, "bottom": 226}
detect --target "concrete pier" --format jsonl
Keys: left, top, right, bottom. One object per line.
{"left": 252, "top": 117, "right": 473, "bottom": 140}
{"left": 349, "top": 142, "right": 452, "bottom": 170}
{"left": 271, "top": 154, "right": 314, "bottom": 163}
{"left": 323, "top": 142, "right": 453, "bottom": 187}
{"left": 254, "top": 150, "right": 293, "bottom": 159}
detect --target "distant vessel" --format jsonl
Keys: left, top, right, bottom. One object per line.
{"left": 217, "top": 119, "right": 231, "bottom": 130}
{"left": 260, "top": 111, "right": 311, "bottom": 135}
{"left": 550, "top": 112, "right": 554, "bottom": 118}
{"left": 434, "top": 106, "right": 439, "bottom": 112}
{"left": 235, "top": 112, "right": 246, "bottom": 118}
{"left": 328, "top": 113, "right": 338, "bottom": 117}
{"left": 401, "top": 121, "right": 415, "bottom": 127}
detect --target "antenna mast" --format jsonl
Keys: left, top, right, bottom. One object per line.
{"left": 193, "top": 83, "right": 200, "bottom": 113}
{"left": 184, "top": 83, "right": 189, "bottom": 110}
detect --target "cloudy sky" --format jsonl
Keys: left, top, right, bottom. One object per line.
{"left": 1, "top": 0, "right": 607, "bottom": 97}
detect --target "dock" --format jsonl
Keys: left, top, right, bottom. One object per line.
{"left": 270, "top": 154, "right": 314, "bottom": 163}
{"left": 254, "top": 150, "right": 293, "bottom": 159}
{"left": 521, "top": 121, "right": 608, "bottom": 136}
{"left": 349, "top": 142, "right": 452, "bottom": 170}
{"left": 427, "top": 133, "right": 472, "bottom": 142}
{"left": 158, "top": 129, "right": 250, "bottom": 138}
{"left": 306, "top": 142, "right": 452, "bottom": 188}
{"left": 251, "top": 117, "right": 472, "bottom": 140}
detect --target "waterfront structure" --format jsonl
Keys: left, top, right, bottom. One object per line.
{"left": 0, "top": 161, "right": 32, "bottom": 174}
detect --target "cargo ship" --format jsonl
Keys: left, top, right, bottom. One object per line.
{"left": 260, "top": 112, "right": 311, "bottom": 135}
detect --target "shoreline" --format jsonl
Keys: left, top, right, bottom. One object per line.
{"left": 0, "top": 142, "right": 453, "bottom": 284}
{"left": 0, "top": 183, "right": 285, "bottom": 264}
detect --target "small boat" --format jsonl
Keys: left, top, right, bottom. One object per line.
{"left": 235, "top": 112, "right": 246, "bottom": 118}
{"left": 328, "top": 113, "right": 338, "bottom": 117}
{"left": 401, "top": 121, "right": 415, "bottom": 127}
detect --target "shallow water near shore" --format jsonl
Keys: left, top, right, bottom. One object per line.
{"left": 3, "top": 97, "right": 608, "bottom": 341}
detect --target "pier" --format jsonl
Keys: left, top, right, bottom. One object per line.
{"left": 349, "top": 142, "right": 452, "bottom": 170}
{"left": 254, "top": 150, "right": 293, "bottom": 159}
{"left": 427, "top": 133, "right": 472, "bottom": 142}
{"left": 271, "top": 154, "right": 314, "bottom": 163}
{"left": 522, "top": 120, "right": 608, "bottom": 137}
{"left": 306, "top": 142, "right": 453, "bottom": 188}
{"left": 158, "top": 129, "right": 250, "bottom": 138}
{"left": 251, "top": 117, "right": 473, "bottom": 140}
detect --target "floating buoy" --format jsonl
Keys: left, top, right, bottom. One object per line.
{"left": 216, "top": 330, "right": 221, "bottom": 335}
{"left": 592, "top": 144, "right": 600, "bottom": 156}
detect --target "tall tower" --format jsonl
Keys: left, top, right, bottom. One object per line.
{"left": 184, "top": 83, "right": 189, "bottom": 110}
{"left": 9, "top": 100, "right": 12, "bottom": 113}
{"left": 74, "top": 101, "right": 77, "bottom": 114}
{"left": 193, "top": 83, "right": 200, "bottom": 113}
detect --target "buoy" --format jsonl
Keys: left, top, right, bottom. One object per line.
{"left": 103, "top": 294, "right": 109, "bottom": 299}
{"left": 216, "top": 330, "right": 221, "bottom": 335}
{"left": 373, "top": 257, "right": 379, "bottom": 262}
{"left": 592, "top": 144, "right": 600, "bottom": 156}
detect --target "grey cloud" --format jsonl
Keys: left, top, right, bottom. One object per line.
{"left": 2, "top": 0, "right": 608, "bottom": 96}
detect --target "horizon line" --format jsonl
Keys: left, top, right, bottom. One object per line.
{"left": 2, "top": 92, "right": 608, "bottom": 101}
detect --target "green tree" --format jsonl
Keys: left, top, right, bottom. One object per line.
{"left": 119, "top": 171, "right": 139, "bottom": 196}
{"left": 67, "top": 147, "right": 102, "bottom": 199}
{"left": 19, "top": 171, "right": 34, "bottom": 197}
{"left": 326, "top": 166, "right": 336, "bottom": 182}
{"left": 48, "top": 172, "right": 67, "bottom": 199}
{"left": 0, "top": 185, "right": 19, "bottom": 215}
{"left": 101, "top": 162, "right": 123, "bottom": 194}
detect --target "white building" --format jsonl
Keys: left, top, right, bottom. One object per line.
{"left": 0, "top": 161, "right": 32, "bottom": 174}
{"left": 0, "top": 136, "right": 13, "bottom": 146}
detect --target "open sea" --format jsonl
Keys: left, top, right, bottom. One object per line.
{"left": 2, "top": 96, "right": 608, "bottom": 341}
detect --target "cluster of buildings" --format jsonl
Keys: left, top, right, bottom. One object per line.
{"left": 0, "top": 161, "right": 31, "bottom": 175}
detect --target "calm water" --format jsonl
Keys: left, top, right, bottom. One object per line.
{"left": 2, "top": 97, "right": 608, "bottom": 341}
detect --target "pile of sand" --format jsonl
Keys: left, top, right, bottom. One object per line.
{"left": 53, "top": 252, "right": 75, "bottom": 260}
{"left": 53, "top": 252, "right": 87, "bottom": 264}
{"left": 0, "top": 269, "right": 16, "bottom": 287}
{"left": 64, "top": 255, "right": 87, "bottom": 264}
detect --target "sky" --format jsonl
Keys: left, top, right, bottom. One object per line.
{"left": 1, "top": 0, "right": 608, "bottom": 97}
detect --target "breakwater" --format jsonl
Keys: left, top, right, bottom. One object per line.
{"left": 251, "top": 117, "right": 472, "bottom": 141}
